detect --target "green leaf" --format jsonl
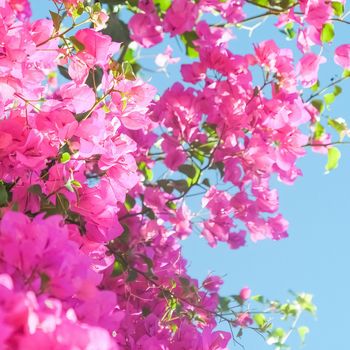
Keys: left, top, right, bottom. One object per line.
{"left": 71, "top": 180, "right": 82, "bottom": 188}
{"left": 124, "top": 194, "right": 136, "bottom": 211}
{"left": 334, "top": 85, "right": 342, "bottom": 96}
{"left": 180, "top": 32, "right": 199, "bottom": 58}
{"left": 296, "top": 293, "right": 317, "bottom": 314}
{"left": 0, "top": 182, "right": 8, "bottom": 207}
{"left": 40, "top": 273, "right": 50, "bottom": 293}
{"left": 251, "top": 294, "right": 265, "bottom": 303}
{"left": 153, "top": 0, "right": 171, "bottom": 12}
{"left": 202, "top": 178, "right": 210, "bottom": 187}
{"left": 138, "top": 161, "right": 153, "bottom": 181}
{"left": 157, "top": 179, "right": 175, "bottom": 194}
{"left": 69, "top": 36, "right": 85, "bottom": 52}
{"left": 284, "top": 22, "right": 295, "bottom": 39}
{"left": 314, "top": 122, "right": 325, "bottom": 140}
{"left": 179, "top": 164, "right": 201, "bottom": 184}
{"left": 121, "top": 61, "right": 136, "bottom": 80}
{"left": 112, "top": 260, "right": 125, "bottom": 277}
{"left": 321, "top": 23, "right": 335, "bottom": 43}
{"left": 343, "top": 70, "right": 350, "bottom": 78}
{"left": 60, "top": 152, "right": 71, "bottom": 163}
{"left": 324, "top": 92, "right": 335, "bottom": 105}
{"left": 126, "top": 269, "right": 138, "bottom": 282}
{"left": 253, "top": 313, "right": 267, "bottom": 328}
{"left": 251, "top": 0, "right": 269, "bottom": 7}
{"left": 28, "top": 184, "right": 43, "bottom": 196}
{"left": 311, "top": 99, "right": 324, "bottom": 114}
{"left": 310, "top": 80, "right": 319, "bottom": 92}
{"left": 49, "top": 11, "right": 62, "bottom": 32}
{"left": 102, "top": 14, "right": 130, "bottom": 45}
{"left": 56, "top": 193, "right": 70, "bottom": 213}
{"left": 92, "top": 2, "right": 102, "bottom": 12}
{"left": 328, "top": 118, "right": 347, "bottom": 134}
{"left": 218, "top": 296, "right": 231, "bottom": 312}
{"left": 58, "top": 65, "right": 72, "bottom": 80}
{"left": 332, "top": 1, "right": 344, "bottom": 16}
{"left": 166, "top": 201, "right": 177, "bottom": 210}
{"left": 298, "top": 326, "right": 309, "bottom": 344}
{"left": 179, "top": 164, "right": 197, "bottom": 178}
{"left": 142, "top": 306, "right": 151, "bottom": 317}
{"left": 173, "top": 179, "right": 189, "bottom": 193}
{"left": 325, "top": 147, "right": 341, "bottom": 172}
{"left": 85, "top": 67, "right": 103, "bottom": 90}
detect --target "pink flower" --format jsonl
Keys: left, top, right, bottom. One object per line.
{"left": 334, "top": 44, "right": 350, "bottom": 69}
{"left": 239, "top": 287, "right": 251, "bottom": 301}
{"left": 155, "top": 45, "right": 180, "bottom": 73}
{"left": 305, "top": 0, "right": 332, "bottom": 29}
{"left": 234, "top": 312, "right": 253, "bottom": 327}
{"left": 75, "top": 28, "right": 120, "bottom": 67}
{"left": 129, "top": 12, "right": 163, "bottom": 48}
{"left": 161, "top": 133, "right": 187, "bottom": 170}
{"left": 163, "top": 0, "right": 199, "bottom": 36}
{"left": 203, "top": 275, "right": 223, "bottom": 293}
{"left": 296, "top": 53, "right": 326, "bottom": 87}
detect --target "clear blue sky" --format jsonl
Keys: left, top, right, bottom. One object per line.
{"left": 30, "top": 1, "right": 350, "bottom": 349}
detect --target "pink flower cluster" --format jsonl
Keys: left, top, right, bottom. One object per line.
{"left": 0, "top": 1, "right": 237, "bottom": 348}
{"left": 1, "top": 0, "right": 337, "bottom": 348}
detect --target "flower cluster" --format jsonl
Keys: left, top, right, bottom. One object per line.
{"left": 0, "top": 0, "right": 334, "bottom": 348}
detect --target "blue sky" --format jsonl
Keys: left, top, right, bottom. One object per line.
{"left": 29, "top": 1, "right": 350, "bottom": 348}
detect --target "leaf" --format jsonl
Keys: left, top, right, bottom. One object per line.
{"left": 324, "top": 92, "right": 335, "bottom": 106}
{"left": 28, "top": 184, "right": 43, "bottom": 196}
{"left": 158, "top": 179, "right": 175, "bottom": 194}
{"left": 325, "top": 147, "right": 341, "bottom": 172}
{"left": 121, "top": 61, "right": 136, "bottom": 80}
{"left": 138, "top": 161, "right": 153, "bottom": 181}
{"left": 112, "top": 260, "right": 125, "bottom": 277}
{"left": 311, "top": 99, "right": 324, "bottom": 114}
{"left": 298, "top": 326, "right": 309, "bottom": 344}
{"left": 153, "top": 0, "right": 171, "bottom": 12}
{"left": 180, "top": 31, "right": 199, "bottom": 58}
{"left": 49, "top": 11, "right": 62, "bottom": 32}
{"left": 179, "top": 164, "right": 197, "bottom": 178}
{"left": 60, "top": 152, "right": 71, "bottom": 163}
{"left": 56, "top": 193, "right": 70, "bottom": 213}
{"left": 237, "top": 328, "right": 243, "bottom": 338}
{"left": 334, "top": 85, "right": 342, "bottom": 96}
{"left": 179, "top": 276, "right": 190, "bottom": 287}
{"left": 57, "top": 65, "right": 72, "bottom": 80}
{"left": 0, "top": 182, "right": 8, "bottom": 207}
{"left": 253, "top": 313, "right": 267, "bottom": 328}
{"left": 102, "top": 14, "right": 130, "bottom": 45}
{"left": 69, "top": 36, "right": 85, "bottom": 52}
{"left": 40, "top": 273, "right": 50, "bottom": 293}
{"left": 310, "top": 80, "right": 319, "bottom": 92}
{"left": 124, "top": 194, "right": 136, "bottom": 211}
{"left": 343, "top": 70, "right": 350, "bottom": 78}
{"left": 321, "top": 23, "right": 335, "bottom": 43}
{"left": 328, "top": 118, "right": 347, "bottom": 134}
{"left": 296, "top": 293, "right": 317, "bottom": 314}
{"left": 126, "top": 269, "right": 138, "bottom": 282}
{"left": 251, "top": 294, "right": 265, "bottom": 303}
{"left": 173, "top": 180, "right": 189, "bottom": 193}
{"left": 332, "top": 1, "right": 344, "bottom": 16}
{"left": 202, "top": 178, "right": 210, "bottom": 187}
{"left": 85, "top": 67, "right": 103, "bottom": 90}
{"left": 218, "top": 296, "right": 231, "bottom": 312}
{"left": 284, "top": 22, "right": 295, "bottom": 39}
{"left": 313, "top": 121, "right": 325, "bottom": 140}
{"left": 166, "top": 201, "right": 177, "bottom": 210}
